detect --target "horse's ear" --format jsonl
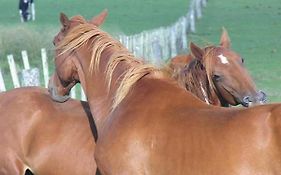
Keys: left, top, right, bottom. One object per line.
{"left": 60, "top": 13, "right": 70, "bottom": 27}
{"left": 90, "top": 9, "right": 108, "bottom": 26}
{"left": 220, "top": 27, "right": 231, "bottom": 48}
{"left": 190, "top": 42, "right": 204, "bottom": 61}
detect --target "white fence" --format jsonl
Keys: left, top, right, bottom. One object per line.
{"left": 0, "top": 49, "right": 87, "bottom": 101}
{"left": 118, "top": 0, "right": 207, "bottom": 66}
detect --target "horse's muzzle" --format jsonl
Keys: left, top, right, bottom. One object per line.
{"left": 242, "top": 90, "right": 267, "bottom": 107}
{"left": 48, "top": 78, "right": 70, "bottom": 103}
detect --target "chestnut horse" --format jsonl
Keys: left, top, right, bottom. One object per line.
{"left": 49, "top": 12, "right": 281, "bottom": 175}
{"left": 0, "top": 87, "right": 98, "bottom": 175}
{"left": 166, "top": 29, "right": 266, "bottom": 107}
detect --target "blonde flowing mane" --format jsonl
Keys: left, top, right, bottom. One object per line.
{"left": 56, "top": 22, "right": 159, "bottom": 110}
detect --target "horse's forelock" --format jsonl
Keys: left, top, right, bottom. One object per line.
{"left": 203, "top": 46, "right": 223, "bottom": 96}
{"left": 56, "top": 23, "right": 96, "bottom": 53}
{"left": 71, "top": 15, "right": 87, "bottom": 23}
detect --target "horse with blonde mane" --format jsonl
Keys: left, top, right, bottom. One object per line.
{"left": 166, "top": 28, "right": 266, "bottom": 107}
{"left": 0, "top": 87, "right": 99, "bottom": 175}
{"left": 49, "top": 11, "right": 281, "bottom": 175}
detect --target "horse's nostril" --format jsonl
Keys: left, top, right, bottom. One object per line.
{"left": 258, "top": 90, "right": 267, "bottom": 103}
{"left": 243, "top": 96, "right": 251, "bottom": 104}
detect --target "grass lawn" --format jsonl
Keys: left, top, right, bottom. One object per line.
{"left": 0, "top": 0, "right": 188, "bottom": 89}
{"left": 0, "top": 0, "right": 280, "bottom": 103}
{"left": 0, "top": 0, "right": 188, "bottom": 34}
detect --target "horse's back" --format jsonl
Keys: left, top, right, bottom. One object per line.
{"left": 0, "top": 87, "right": 47, "bottom": 174}
{"left": 96, "top": 79, "right": 281, "bottom": 175}
{"left": 0, "top": 87, "right": 97, "bottom": 175}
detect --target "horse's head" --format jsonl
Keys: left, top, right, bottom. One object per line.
{"left": 49, "top": 10, "right": 108, "bottom": 102}
{"left": 53, "top": 10, "right": 108, "bottom": 47}
{"left": 168, "top": 55, "right": 194, "bottom": 79}
{"left": 189, "top": 28, "right": 266, "bottom": 107}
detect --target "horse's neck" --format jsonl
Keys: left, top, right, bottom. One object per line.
{"left": 208, "top": 87, "right": 221, "bottom": 106}
{"left": 81, "top": 45, "right": 138, "bottom": 131}
{"left": 195, "top": 74, "right": 222, "bottom": 106}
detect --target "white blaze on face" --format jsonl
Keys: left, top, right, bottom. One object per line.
{"left": 218, "top": 54, "right": 229, "bottom": 64}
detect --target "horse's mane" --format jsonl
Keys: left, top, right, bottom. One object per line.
{"left": 56, "top": 22, "right": 159, "bottom": 110}
{"left": 178, "top": 46, "right": 218, "bottom": 104}
{"left": 178, "top": 59, "right": 210, "bottom": 104}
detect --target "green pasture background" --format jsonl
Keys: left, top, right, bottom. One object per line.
{"left": 0, "top": 0, "right": 280, "bottom": 102}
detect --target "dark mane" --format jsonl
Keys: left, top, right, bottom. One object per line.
{"left": 178, "top": 46, "right": 219, "bottom": 105}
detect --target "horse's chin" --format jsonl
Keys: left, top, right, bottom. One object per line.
{"left": 232, "top": 95, "right": 249, "bottom": 107}
{"left": 220, "top": 92, "right": 239, "bottom": 107}
{"left": 222, "top": 89, "right": 249, "bottom": 107}
{"left": 240, "top": 101, "right": 250, "bottom": 107}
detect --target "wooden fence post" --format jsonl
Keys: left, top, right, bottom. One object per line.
{"left": 41, "top": 48, "right": 49, "bottom": 88}
{"left": 7, "top": 54, "right": 20, "bottom": 88}
{"left": 70, "top": 85, "right": 76, "bottom": 99}
{"left": 21, "top": 50, "right": 30, "bottom": 70}
{"left": 0, "top": 69, "right": 6, "bottom": 92}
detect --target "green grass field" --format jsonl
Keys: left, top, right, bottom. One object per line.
{"left": 0, "top": 0, "right": 280, "bottom": 102}
{"left": 0, "top": 0, "right": 188, "bottom": 89}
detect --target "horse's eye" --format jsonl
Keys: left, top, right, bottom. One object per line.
{"left": 213, "top": 74, "right": 222, "bottom": 82}
{"left": 241, "top": 57, "right": 244, "bottom": 63}
{"left": 61, "top": 79, "right": 70, "bottom": 87}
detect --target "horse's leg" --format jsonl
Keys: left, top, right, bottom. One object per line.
{"left": 0, "top": 150, "right": 26, "bottom": 175}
